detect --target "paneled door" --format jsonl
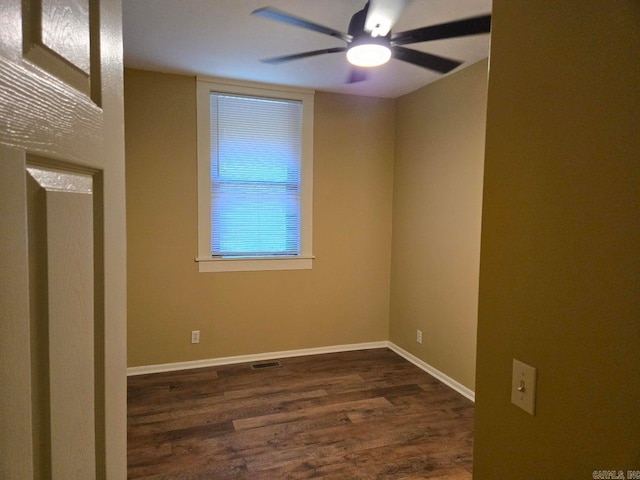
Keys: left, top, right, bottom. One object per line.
{"left": 0, "top": 0, "right": 126, "bottom": 478}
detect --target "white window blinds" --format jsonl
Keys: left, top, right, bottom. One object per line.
{"left": 209, "top": 93, "right": 303, "bottom": 257}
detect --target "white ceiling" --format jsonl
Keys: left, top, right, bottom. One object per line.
{"left": 123, "top": 0, "right": 492, "bottom": 98}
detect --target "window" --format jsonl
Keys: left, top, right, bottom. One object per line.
{"left": 196, "top": 78, "right": 314, "bottom": 272}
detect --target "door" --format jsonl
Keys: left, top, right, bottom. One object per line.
{"left": 0, "top": 0, "right": 126, "bottom": 478}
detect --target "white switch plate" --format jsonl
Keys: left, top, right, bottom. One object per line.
{"left": 511, "top": 358, "right": 537, "bottom": 415}
{"left": 191, "top": 330, "right": 200, "bottom": 344}
{"left": 416, "top": 330, "right": 423, "bottom": 344}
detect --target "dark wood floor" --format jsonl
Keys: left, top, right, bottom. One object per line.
{"left": 127, "top": 348, "right": 474, "bottom": 479}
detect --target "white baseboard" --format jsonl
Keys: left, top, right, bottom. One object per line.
{"left": 126, "top": 341, "right": 388, "bottom": 376}
{"left": 126, "top": 340, "right": 475, "bottom": 403}
{"left": 387, "top": 342, "right": 475, "bottom": 402}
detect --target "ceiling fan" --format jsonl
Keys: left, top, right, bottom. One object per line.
{"left": 252, "top": 0, "right": 491, "bottom": 83}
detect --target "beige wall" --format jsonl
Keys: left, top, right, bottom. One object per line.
{"left": 124, "top": 69, "right": 395, "bottom": 367}
{"left": 474, "top": 1, "right": 640, "bottom": 477}
{"left": 389, "top": 59, "right": 488, "bottom": 390}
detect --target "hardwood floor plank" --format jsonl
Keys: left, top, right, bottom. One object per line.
{"left": 128, "top": 348, "right": 474, "bottom": 479}
{"left": 223, "top": 374, "right": 364, "bottom": 400}
{"left": 233, "top": 396, "right": 392, "bottom": 431}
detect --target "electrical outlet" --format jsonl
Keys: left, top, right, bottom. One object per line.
{"left": 416, "top": 329, "right": 423, "bottom": 344}
{"left": 511, "top": 359, "right": 537, "bottom": 415}
{"left": 191, "top": 330, "right": 200, "bottom": 344}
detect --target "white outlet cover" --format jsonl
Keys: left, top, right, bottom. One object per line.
{"left": 511, "top": 358, "right": 537, "bottom": 415}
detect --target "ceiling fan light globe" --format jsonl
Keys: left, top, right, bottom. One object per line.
{"left": 347, "top": 42, "right": 391, "bottom": 67}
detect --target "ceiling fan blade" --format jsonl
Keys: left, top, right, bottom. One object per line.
{"left": 348, "top": 68, "right": 369, "bottom": 83}
{"left": 252, "top": 7, "right": 352, "bottom": 43}
{"left": 261, "top": 47, "right": 347, "bottom": 65}
{"left": 365, "top": 0, "right": 410, "bottom": 36}
{"left": 391, "top": 14, "right": 491, "bottom": 46}
{"left": 391, "top": 46, "right": 462, "bottom": 74}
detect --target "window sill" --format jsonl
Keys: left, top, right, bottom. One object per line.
{"left": 196, "top": 256, "right": 314, "bottom": 273}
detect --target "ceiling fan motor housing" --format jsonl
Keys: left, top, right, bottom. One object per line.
{"left": 346, "top": 2, "right": 392, "bottom": 67}
{"left": 348, "top": 2, "right": 391, "bottom": 40}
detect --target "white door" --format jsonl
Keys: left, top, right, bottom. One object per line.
{"left": 0, "top": 0, "right": 126, "bottom": 478}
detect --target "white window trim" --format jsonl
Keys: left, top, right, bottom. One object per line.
{"left": 195, "top": 76, "right": 314, "bottom": 273}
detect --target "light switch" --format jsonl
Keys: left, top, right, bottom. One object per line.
{"left": 511, "top": 358, "right": 537, "bottom": 415}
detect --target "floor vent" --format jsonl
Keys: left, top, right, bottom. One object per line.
{"left": 251, "top": 361, "right": 282, "bottom": 370}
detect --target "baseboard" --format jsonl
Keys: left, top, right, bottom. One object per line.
{"left": 127, "top": 340, "right": 475, "bottom": 403}
{"left": 126, "top": 341, "right": 389, "bottom": 376}
{"left": 387, "top": 342, "right": 475, "bottom": 402}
